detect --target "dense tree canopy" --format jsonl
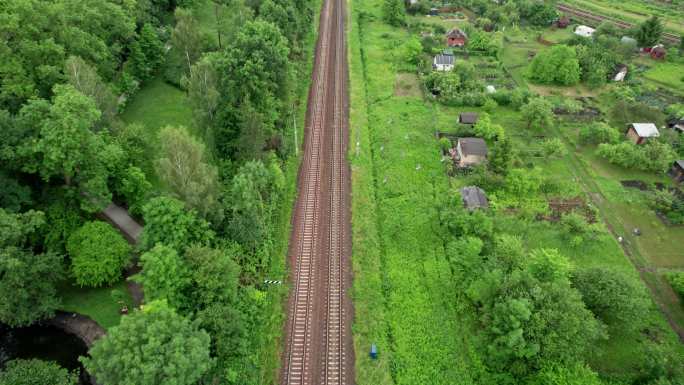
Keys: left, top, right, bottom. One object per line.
{"left": 528, "top": 45, "right": 581, "bottom": 86}
{"left": 140, "top": 196, "right": 214, "bottom": 251}
{"left": 636, "top": 16, "right": 664, "bottom": 47}
{"left": 66, "top": 221, "right": 131, "bottom": 287}
{"left": 0, "top": 359, "right": 78, "bottom": 385}
{"left": 82, "top": 300, "right": 213, "bottom": 385}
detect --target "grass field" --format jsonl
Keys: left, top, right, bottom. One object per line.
{"left": 59, "top": 280, "right": 134, "bottom": 329}
{"left": 643, "top": 62, "right": 684, "bottom": 95}
{"left": 350, "top": 0, "right": 478, "bottom": 383}
{"left": 120, "top": 75, "right": 194, "bottom": 134}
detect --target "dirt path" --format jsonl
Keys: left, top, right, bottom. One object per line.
{"left": 99, "top": 203, "right": 144, "bottom": 307}
{"left": 281, "top": 0, "right": 354, "bottom": 382}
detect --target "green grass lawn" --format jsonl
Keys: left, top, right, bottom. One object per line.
{"left": 643, "top": 62, "right": 684, "bottom": 94}
{"left": 120, "top": 75, "right": 194, "bottom": 134}
{"left": 59, "top": 280, "right": 134, "bottom": 330}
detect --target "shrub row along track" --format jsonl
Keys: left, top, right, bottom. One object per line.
{"left": 281, "top": 0, "right": 353, "bottom": 381}
{"left": 557, "top": 3, "right": 681, "bottom": 46}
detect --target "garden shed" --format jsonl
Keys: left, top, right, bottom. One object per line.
{"left": 574, "top": 25, "right": 595, "bottom": 38}
{"left": 459, "top": 112, "right": 479, "bottom": 125}
{"left": 671, "top": 160, "right": 684, "bottom": 183}
{"left": 650, "top": 45, "right": 667, "bottom": 60}
{"left": 668, "top": 117, "right": 684, "bottom": 133}
{"left": 626, "top": 123, "right": 659, "bottom": 144}
{"left": 446, "top": 28, "right": 468, "bottom": 47}
{"left": 556, "top": 15, "right": 570, "bottom": 28}
{"left": 456, "top": 137, "right": 488, "bottom": 167}
{"left": 433, "top": 53, "right": 455, "bottom": 71}
{"left": 460, "top": 186, "right": 489, "bottom": 210}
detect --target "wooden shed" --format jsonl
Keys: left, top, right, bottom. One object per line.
{"left": 671, "top": 160, "right": 684, "bottom": 183}
{"left": 456, "top": 137, "right": 488, "bottom": 167}
{"left": 626, "top": 123, "right": 659, "bottom": 144}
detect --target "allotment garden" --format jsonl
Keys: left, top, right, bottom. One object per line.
{"left": 350, "top": 0, "right": 684, "bottom": 383}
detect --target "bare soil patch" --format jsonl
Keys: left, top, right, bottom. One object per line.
{"left": 394, "top": 73, "right": 421, "bottom": 97}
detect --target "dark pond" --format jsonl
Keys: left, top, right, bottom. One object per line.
{"left": 0, "top": 323, "right": 92, "bottom": 384}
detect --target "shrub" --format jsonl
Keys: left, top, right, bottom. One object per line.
{"left": 579, "top": 122, "right": 620, "bottom": 145}
{"left": 666, "top": 272, "right": 684, "bottom": 298}
{"left": 0, "top": 359, "right": 78, "bottom": 385}
{"left": 67, "top": 221, "right": 131, "bottom": 287}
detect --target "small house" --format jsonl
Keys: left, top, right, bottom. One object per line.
{"left": 456, "top": 137, "right": 488, "bottom": 167}
{"left": 460, "top": 186, "right": 489, "bottom": 210}
{"left": 446, "top": 28, "right": 468, "bottom": 47}
{"left": 626, "top": 123, "right": 659, "bottom": 144}
{"left": 574, "top": 25, "right": 595, "bottom": 38}
{"left": 429, "top": 7, "right": 439, "bottom": 16}
{"left": 459, "top": 112, "right": 479, "bottom": 125}
{"left": 651, "top": 44, "right": 667, "bottom": 60}
{"left": 613, "top": 64, "right": 628, "bottom": 82}
{"left": 668, "top": 117, "right": 684, "bottom": 133}
{"left": 433, "top": 53, "right": 455, "bottom": 71}
{"left": 556, "top": 15, "right": 570, "bottom": 28}
{"left": 671, "top": 160, "right": 684, "bottom": 183}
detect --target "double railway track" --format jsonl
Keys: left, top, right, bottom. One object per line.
{"left": 557, "top": 3, "right": 681, "bottom": 45}
{"left": 282, "top": 0, "right": 352, "bottom": 381}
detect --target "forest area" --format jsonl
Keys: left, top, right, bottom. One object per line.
{"left": 0, "top": 0, "right": 319, "bottom": 383}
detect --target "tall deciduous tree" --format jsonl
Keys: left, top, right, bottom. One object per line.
{"left": 140, "top": 196, "right": 214, "bottom": 251}
{"left": 382, "top": 0, "right": 405, "bottom": 26}
{"left": 183, "top": 56, "right": 220, "bottom": 136}
{"left": 521, "top": 97, "right": 554, "bottom": 130}
{"left": 64, "top": 56, "right": 117, "bottom": 126}
{"left": 171, "top": 8, "right": 203, "bottom": 78}
{"left": 82, "top": 300, "right": 213, "bottom": 385}
{"left": 0, "top": 247, "right": 63, "bottom": 327}
{"left": 134, "top": 244, "right": 190, "bottom": 309}
{"left": 156, "top": 126, "right": 222, "bottom": 221}
{"left": 528, "top": 45, "right": 580, "bottom": 86}
{"left": 66, "top": 221, "right": 131, "bottom": 287}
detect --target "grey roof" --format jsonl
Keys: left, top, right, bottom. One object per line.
{"left": 621, "top": 36, "right": 637, "bottom": 45}
{"left": 675, "top": 160, "right": 684, "bottom": 170}
{"left": 459, "top": 112, "right": 479, "bottom": 124}
{"left": 434, "top": 54, "right": 455, "bottom": 65}
{"left": 458, "top": 137, "right": 488, "bottom": 156}
{"left": 460, "top": 186, "right": 488, "bottom": 210}
{"left": 630, "top": 123, "right": 659, "bottom": 138}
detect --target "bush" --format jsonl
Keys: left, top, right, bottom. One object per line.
{"left": 528, "top": 45, "right": 581, "bottom": 86}
{"left": 0, "top": 359, "right": 78, "bottom": 385}
{"left": 597, "top": 141, "right": 676, "bottom": 172}
{"left": 67, "top": 221, "right": 131, "bottom": 287}
{"left": 439, "top": 137, "right": 452, "bottom": 152}
{"left": 579, "top": 122, "right": 620, "bottom": 145}
{"left": 666, "top": 272, "right": 684, "bottom": 298}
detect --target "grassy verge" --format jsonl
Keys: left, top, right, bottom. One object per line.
{"left": 349, "top": 1, "right": 477, "bottom": 383}
{"left": 59, "top": 280, "right": 134, "bottom": 330}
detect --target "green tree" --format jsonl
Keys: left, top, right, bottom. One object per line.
{"left": 636, "top": 16, "right": 663, "bottom": 47}
{"left": 156, "top": 126, "right": 222, "bottom": 221}
{"left": 129, "top": 23, "right": 164, "bottom": 81}
{"left": 64, "top": 56, "right": 117, "bottom": 126}
{"left": 521, "top": 97, "right": 554, "bottom": 130}
{"left": 579, "top": 122, "right": 620, "bottom": 144}
{"left": 540, "top": 138, "right": 567, "bottom": 158}
{"left": 183, "top": 55, "right": 220, "bottom": 135}
{"left": 0, "top": 359, "right": 78, "bottom": 385}
{"left": 115, "top": 165, "right": 152, "bottom": 217}
{"left": 82, "top": 300, "right": 213, "bottom": 385}
{"left": 227, "top": 158, "right": 284, "bottom": 254}
{"left": 382, "top": 0, "right": 405, "bottom": 26}
{"left": 134, "top": 244, "right": 190, "bottom": 309}
{"left": 473, "top": 113, "right": 505, "bottom": 140}
{"left": 489, "top": 137, "right": 513, "bottom": 175}
{"left": 0, "top": 247, "right": 63, "bottom": 326}
{"left": 528, "top": 45, "right": 580, "bottom": 86}
{"left": 170, "top": 8, "right": 203, "bottom": 81}
{"left": 572, "top": 267, "right": 650, "bottom": 329}
{"left": 66, "top": 221, "right": 131, "bottom": 287}
{"left": 140, "top": 196, "right": 214, "bottom": 251}
{"left": 185, "top": 245, "right": 241, "bottom": 308}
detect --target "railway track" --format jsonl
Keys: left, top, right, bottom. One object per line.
{"left": 282, "top": 0, "right": 352, "bottom": 381}
{"left": 557, "top": 3, "right": 681, "bottom": 45}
